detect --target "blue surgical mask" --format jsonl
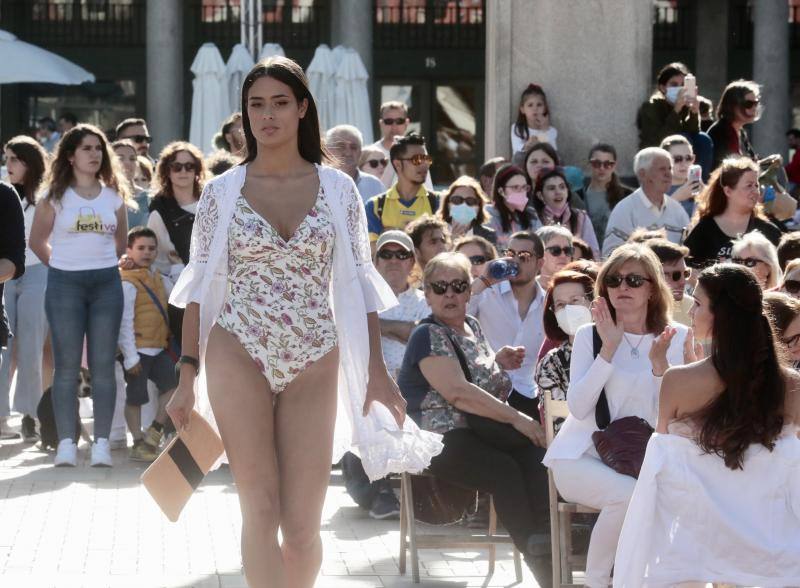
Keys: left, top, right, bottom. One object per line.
{"left": 665, "top": 86, "right": 681, "bottom": 105}
{"left": 450, "top": 203, "right": 478, "bottom": 225}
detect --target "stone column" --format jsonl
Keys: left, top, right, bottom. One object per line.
{"left": 694, "top": 0, "right": 729, "bottom": 106}
{"left": 485, "top": 0, "right": 652, "bottom": 175}
{"left": 330, "top": 0, "right": 373, "bottom": 80}
{"left": 752, "top": 0, "right": 790, "bottom": 158}
{"left": 146, "top": 0, "right": 184, "bottom": 153}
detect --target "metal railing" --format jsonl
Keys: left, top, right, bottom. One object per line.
{"left": 652, "top": 0, "right": 696, "bottom": 50}
{"left": 731, "top": 0, "right": 800, "bottom": 49}
{"left": 373, "top": 0, "right": 485, "bottom": 50}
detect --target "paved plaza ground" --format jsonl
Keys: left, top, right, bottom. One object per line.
{"left": 0, "top": 415, "right": 538, "bottom": 588}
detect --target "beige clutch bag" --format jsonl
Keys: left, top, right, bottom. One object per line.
{"left": 141, "top": 410, "right": 224, "bottom": 522}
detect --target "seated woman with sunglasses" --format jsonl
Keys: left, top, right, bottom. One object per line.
{"left": 358, "top": 146, "right": 388, "bottom": 180}
{"left": 485, "top": 163, "right": 541, "bottom": 250}
{"left": 533, "top": 168, "right": 599, "bottom": 258}
{"left": 578, "top": 143, "right": 633, "bottom": 240}
{"left": 707, "top": 80, "right": 761, "bottom": 169}
{"left": 543, "top": 243, "right": 688, "bottom": 588}
{"left": 536, "top": 225, "right": 574, "bottom": 290}
{"left": 454, "top": 234, "right": 497, "bottom": 280}
{"left": 614, "top": 265, "right": 800, "bottom": 587}
{"left": 730, "top": 230, "right": 781, "bottom": 291}
{"left": 397, "top": 251, "right": 552, "bottom": 583}
{"left": 660, "top": 134, "right": 703, "bottom": 217}
{"left": 438, "top": 175, "right": 497, "bottom": 245}
{"left": 763, "top": 291, "right": 800, "bottom": 370}
{"left": 684, "top": 157, "right": 781, "bottom": 269}
{"left": 781, "top": 258, "right": 800, "bottom": 299}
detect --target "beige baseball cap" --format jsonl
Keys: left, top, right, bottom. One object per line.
{"left": 375, "top": 230, "right": 414, "bottom": 252}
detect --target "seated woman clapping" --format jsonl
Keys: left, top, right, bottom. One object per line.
{"left": 542, "top": 243, "right": 688, "bottom": 588}
{"left": 397, "top": 251, "right": 552, "bottom": 584}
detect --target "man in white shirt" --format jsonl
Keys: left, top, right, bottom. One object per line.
{"left": 325, "top": 124, "right": 385, "bottom": 203}
{"left": 468, "top": 231, "right": 547, "bottom": 420}
{"left": 370, "top": 100, "right": 434, "bottom": 190}
{"left": 602, "top": 147, "right": 690, "bottom": 257}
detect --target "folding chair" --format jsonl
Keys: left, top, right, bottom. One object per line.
{"left": 544, "top": 395, "right": 599, "bottom": 587}
{"left": 398, "top": 471, "right": 523, "bottom": 584}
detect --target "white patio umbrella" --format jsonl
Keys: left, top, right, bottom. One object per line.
{"left": 0, "top": 29, "right": 95, "bottom": 84}
{"left": 225, "top": 43, "right": 254, "bottom": 114}
{"left": 332, "top": 48, "right": 373, "bottom": 144}
{"left": 306, "top": 44, "right": 337, "bottom": 132}
{"left": 259, "top": 43, "right": 285, "bottom": 60}
{"left": 189, "top": 43, "right": 229, "bottom": 154}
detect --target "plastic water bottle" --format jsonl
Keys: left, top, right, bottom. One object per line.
{"left": 487, "top": 259, "right": 520, "bottom": 280}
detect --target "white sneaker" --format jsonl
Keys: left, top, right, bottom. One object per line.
{"left": 90, "top": 438, "right": 113, "bottom": 467}
{"left": 54, "top": 439, "right": 77, "bottom": 467}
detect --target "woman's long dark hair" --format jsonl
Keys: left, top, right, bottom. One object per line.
{"left": 491, "top": 163, "right": 534, "bottom": 234}
{"left": 693, "top": 264, "right": 786, "bottom": 470}
{"left": 588, "top": 143, "right": 628, "bottom": 208}
{"left": 4, "top": 135, "right": 48, "bottom": 207}
{"left": 513, "top": 83, "right": 549, "bottom": 142}
{"left": 240, "top": 56, "right": 328, "bottom": 165}
{"left": 533, "top": 168, "right": 580, "bottom": 235}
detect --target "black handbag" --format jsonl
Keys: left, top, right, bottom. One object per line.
{"left": 590, "top": 326, "right": 653, "bottom": 479}
{"left": 418, "top": 316, "right": 531, "bottom": 451}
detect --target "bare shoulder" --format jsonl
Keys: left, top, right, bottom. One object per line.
{"left": 662, "top": 359, "right": 720, "bottom": 409}
{"left": 783, "top": 368, "right": 800, "bottom": 426}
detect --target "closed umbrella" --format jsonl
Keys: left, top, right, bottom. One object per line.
{"left": 333, "top": 48, "right": 373, "bottom": 144}
{"left": 226, "top": 43, "right": 254, "bottom": 114}
{"left": 189, "top": 43, "right": 229, "bottom": 154}
{"left": 259, "top": 43, "right": 285, "bottom": 60}
{"left": 0, "top": 29, "right": 95, "bottom": 84}
{"left": 306, "top": 44, "right": 337, "bottom": 132}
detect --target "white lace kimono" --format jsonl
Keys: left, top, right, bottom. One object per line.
{"left": 169, "top": 163, "right": 443, "bottom": 480}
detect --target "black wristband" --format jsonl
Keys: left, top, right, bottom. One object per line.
{"left": 175, "top": 355, "right": 199, "bottom": 380}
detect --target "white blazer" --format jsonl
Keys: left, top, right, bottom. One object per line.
{"left": 169, "top": 163, "right": 443, "bottom": 479}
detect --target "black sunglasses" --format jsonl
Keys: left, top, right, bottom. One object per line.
{"left": 381, "top": 117, "right": 407, "bottom": 126}
{"left": 603, "top": 273, "right": 652, "bottom": 289}
{"left": 731, "top": 257, "right": 764, "bottom": 269}
{"left": 450, "top": 195, "right": 480, "bottom": 206}
{"left": 545, "top": 245, "right": 574, "bottom": 257}
{"left": 503, "top": 248, "right": 535, "bottom": 262}
{"left": 468, "top": 255, "right": 488, "bottom": 266}
{"left": 130, "top": 134, "right": 152, "bottom": 144}
{"left": 367, "top": 158, "right": 387, "bottom": 169}
{"left": 170, "top": 162, "right": 196, "bottom": 173}
{"left": 589, "top": 159, "right": 615, "bottom": 170}
{"left": 784, "top": 279, "right": 800, "bottom": 295}
{"left": 742, "top": 99, "right": 760, "bottom": 110}
{"left": 377, "top": 249, "right": 413, "bottom": 261}
{"left": 428, "top": 279, "right": 470, "bottom": 295}
{"left": 663, "top": 269, "right": 691, "bottom": 282}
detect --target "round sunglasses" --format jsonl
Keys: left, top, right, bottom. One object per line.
{"left": 603, "top": 273, "right": 651, "bottom": 289}
{"left": 427, "top": 279, "right": 470, "bottom": 295}
{"left": 545, "top": 245, "right": 574, "bottom": 258}
{"left": 663, "top": 269, "right": 691, "bottom": 282}
{"left": 366, "top": 158, "right": 387, "bottom": 169}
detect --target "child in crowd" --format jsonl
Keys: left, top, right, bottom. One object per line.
{"left": 117, "top": 227, "right": 177, "bottom": 462}
{"left": 511, "top": 83, "right": 558, "bottom": 155}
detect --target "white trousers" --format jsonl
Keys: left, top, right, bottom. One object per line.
{"left": 550, "top": 453, "right": 636, "bottom": 588}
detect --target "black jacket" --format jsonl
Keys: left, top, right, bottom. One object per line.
{"left": 0, "top": 182, "right": 26, "bottom": 347}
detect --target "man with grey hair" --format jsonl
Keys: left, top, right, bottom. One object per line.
{"left": 602, "top": 147, "right": 690, "bottom": 257}
{"left": 325, "top": 124, "right": 385, "bottom": 203}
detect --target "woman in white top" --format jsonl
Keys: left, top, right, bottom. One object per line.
{"left": 0, "top": 136, "right": 49, "bottom": 440}
{"left": 614, "top": 263, "right": 800, "bottom": 586}
{"left": 29, "top": 124, "right": 131, "bottom": 468}
{"left": 165, "top": 57, "right": 442, "bottom": 588}
{"left": 543, "top": 243, "right": 687, "bottom": 588}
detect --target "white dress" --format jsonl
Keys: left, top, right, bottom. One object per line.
{"left": 613, "top": 427, "right": 800, "bottom": 588}
{"left": 169, "top": 163, "right": 443, "bottom": 479}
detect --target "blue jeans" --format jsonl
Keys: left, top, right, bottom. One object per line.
{"left": 45, "top": 266, "right": 123, "bottom": 441}
{"left": 0, "top": 263, "right": 48, "bottom": 417}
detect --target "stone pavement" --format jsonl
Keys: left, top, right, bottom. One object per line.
{"left": 0, "top": 415, "right": 539, "bottom": 588}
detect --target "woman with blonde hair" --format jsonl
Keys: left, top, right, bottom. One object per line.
{"left": 730, "top": 230, "right": 781, "bottom": 290}
{"left": 543, "top": 243, "right": 688, "bottom": 587}
{"left": 438, "top": 175, "right": 496, "bottom": 244}
{"left": 684, "top": 156, "right": 781, "bottom": 269}
{"left": 29, "top": 124, "right": 132, "bottom": 467}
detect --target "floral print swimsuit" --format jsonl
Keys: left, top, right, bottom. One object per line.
{"left": 216, "top": 186, "right": 338, "bottom": 393}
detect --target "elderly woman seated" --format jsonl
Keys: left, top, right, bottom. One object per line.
{"left": 397, "top": 251, "right": 552, "bottom": 583}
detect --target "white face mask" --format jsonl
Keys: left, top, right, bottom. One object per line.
{"left": 555, "top": 304, "right": 592, "bottom": 336}
{"left": 665, "top": 86, "right": 681, "bottom": 104}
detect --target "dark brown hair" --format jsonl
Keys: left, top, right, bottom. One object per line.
{"left": 692, "top": 264, "right": 786, "bottom": 470}
{"left": 126, "top": 225, "right": 158, "bottom": 248}
{"left": 763, "top": 291, "right": 800, "bottom": 339}
{"left": 240, "top": 56, "right": 327, "bottom": 165}
{"left": 777, "top": 232, "right": 800, "bottom": 271}
{"left": 716, "top": 80, "right": 761, "bottom": 122}
{"left": 43, "top": 123, "right": 131, "bottom": 203}
{"left": 587, "top": 143, "right": 630, "bottom": 209}
{"left": 404, "top": 214, "right": 450, "bottom": 249}
{"left": 694, "top": 156, "right": 762, "bottom": 222}
{"left": 656, "top": 62, "right": 689, "bottom": 89}
{"left": 645, "top": 238, "right": 689, "bottom": 264}
{"left": 543, "top": 270, "right": 595, "bottom": 342}
{"left": 152, "top": 141, "right": 206, "bottom": 201}
{"left": 439, "top": 175, "right": 489, "bottom": 226}
{"left": 513, "top": 83, "right": 550, "bottom": 143}
{"left": 533, "top": 168, "right": 581, "bottom": 235}
{"left": 491, "top": 163, "right": 535, "bottom": 233}
{"left": 4, "top": 135, "right": 48, "bottom": 206}
{"left": 453, "top": 234, "right": 497, "bottom": 260}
